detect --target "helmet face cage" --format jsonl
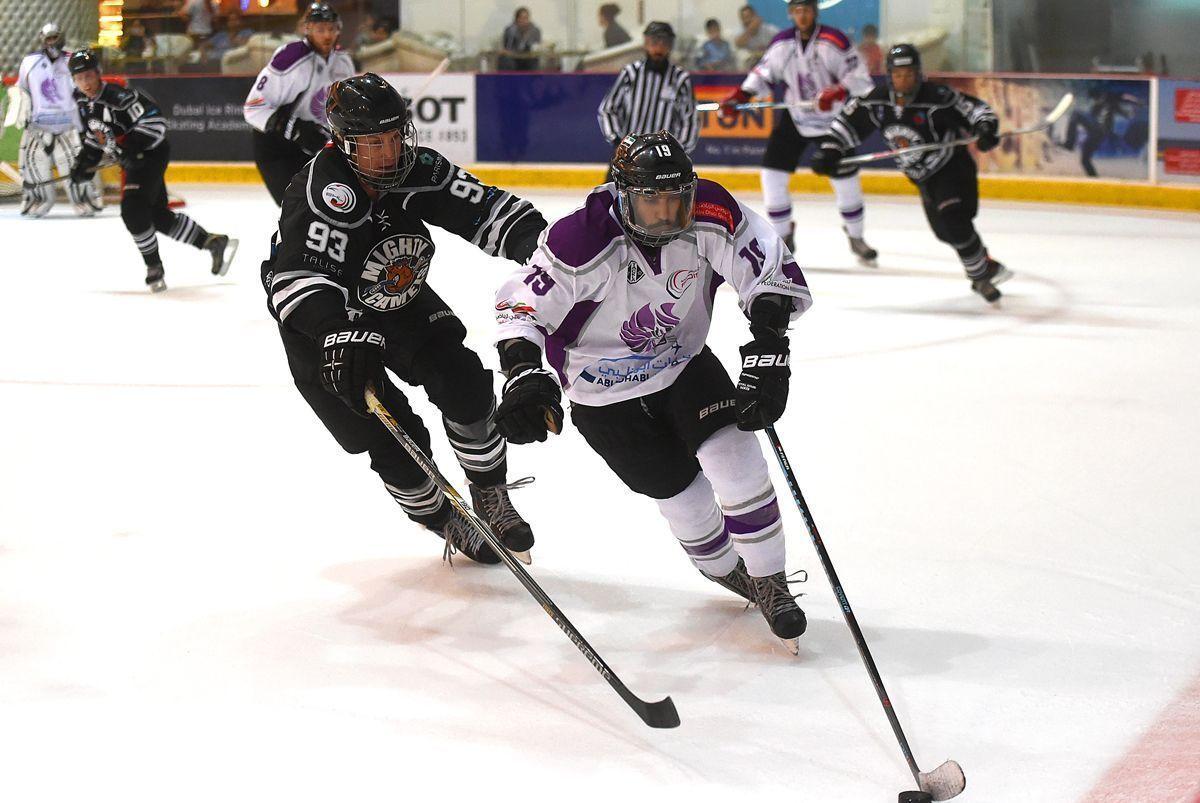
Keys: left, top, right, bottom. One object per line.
{"left": 617, "top": 179, "right": 697, "bottom": 248}
{"left": 337, "top": 118, "right": 418, "bottom": 193}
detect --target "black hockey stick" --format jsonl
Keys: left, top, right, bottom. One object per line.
{"left": 365, "top": 387, "right": 681, "bottom": 729}
{"left": 18, "top": 158, "right": 118, "bottom": 191}
{"left": 840, "top": 92, "right": 1074, "bottom": 167}
{"left": 764, "top": 425, "right": 966, "bottom": 800}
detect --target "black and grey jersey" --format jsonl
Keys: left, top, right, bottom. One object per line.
{"left": 74, "top": 82, "right": 168, "bottom": 168}
{"left": 262, "top": 145, "right": 548, "bottom": 338}
{"left": 597, "top": 59, "right": 699, "bottom": 153}
{"left": 826, "top": 81, "right": 999, "bottom": 183}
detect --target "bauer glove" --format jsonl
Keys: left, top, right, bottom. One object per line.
{"left": 810, "top": 143, "right": 844, "bottom": 177}
{"left": 319, "top": 322, "right": 387, "bottom": 417}
{"left": 495, "top": 368, "right": 563, "bottom": 444}
{"left": 736, "top": 332, "right": 791, "bottom": 431}
{"left": 974, "top": 121, "right": 1000, "bottom": 152}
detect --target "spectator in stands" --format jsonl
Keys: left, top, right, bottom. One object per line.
{"left": 178, "top": 0, "right": 217, "bottom": 44}
{"left": 203, "top": 10, "right": 253, "bottom": 62}
{"left": 599, "top": 4, "right": 632, "bottom": 49}
{"left": 500, "top": 7, "right": 542, "bottom": 71}
{"left": 734, "top": 5, "right": 778, "bottom": 65}
{"left": 859, "top": 24, "right": 884, "bottom": 74}
{"left": 356, "top": 12, "right": 379, "bottom": 48}
{"left": 122, "top": 18, "right": 151, "bottom": 59}
{"left": 694, "top": 18, "right": 734, "bottom": 72}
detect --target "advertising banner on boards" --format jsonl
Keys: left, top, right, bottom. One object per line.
{"left": 1157, "top": 79, "right": 1200, "bottom": 184}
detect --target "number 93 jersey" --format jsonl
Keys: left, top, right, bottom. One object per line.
{"left": 262, "top": 145, "right": 547, "bottom": 339}
{"left": 494, "top": 180, "right": 814, "bottom": 407}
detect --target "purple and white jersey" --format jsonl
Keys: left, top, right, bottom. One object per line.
{"left": 17, "top": 51, "right": 79, "bottom": 133}
{"left": 495, "top": 179, "right": 813, "bottom": 407}
{"left": 243, "top": 39, "right": 354, "bottom": 133}
{"left": 740, "top": 25, "right": 873, "bottom": 137}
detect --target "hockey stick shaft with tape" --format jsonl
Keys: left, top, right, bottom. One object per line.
{"left": 365, "top": 386, "right": 680, "bottom": 729}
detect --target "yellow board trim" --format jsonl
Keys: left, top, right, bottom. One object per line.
{"left": 160, "top": 162, "right": 1200, "bottom": 213}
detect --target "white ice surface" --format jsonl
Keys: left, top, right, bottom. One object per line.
{"left": 1, "top": 185, "right": 1198, "bottom": 802}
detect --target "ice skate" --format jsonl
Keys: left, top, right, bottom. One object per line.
{"left": 749, "top": 571, "right": 807, "bottom": 655}
{"left": 470, "top": 478, "right": 535, "bottom": 564}
{"left": 145, "top": 262, "right": 167, "bottom": 293}
{"left": 432, "top": 505, "right": 501, "bottom": 565}
{"left": 205, "top": 233, "right": 238, "bottom": 276}
{"left": 970, "top": 257, "right": 1012, "bottom": 304}
{"left": 844, "top": 226, "right": 878, "bottom": 266}
{"left": 705, "top": 557, "right": 755, "bottom": 603}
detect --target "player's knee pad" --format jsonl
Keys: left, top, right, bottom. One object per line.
{"left": 655, "top": 471, "right": 738, "bottom": 578}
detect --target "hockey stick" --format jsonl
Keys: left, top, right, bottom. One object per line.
{"left": 840, "top": 92, "right": 1074, "bottom": 167}
{"left": 410, "top": 57, "right": 450, "bottom": 100}
{"left": 764, "top": 425, "right": 966, "bottom": 801}
{"left": 696, "top": 99, "right": 815, "bottom": 112}
{"left": 365, "top": 386, "right": 681, "bottom": 730}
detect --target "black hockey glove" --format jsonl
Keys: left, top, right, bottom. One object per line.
{"left": 810, "top": 143, "right": 844, "bottom": 177}
{"left": 69, "top": 163, "right": 96, "bottom": 185}
{"left": 736, "top": 332, "right": 791, "bottom": 431}
{"left": 495, "top": 368, "right": 564, "bottom": 444}
{"left": 318, "top": 322, "right": 387, "bottom": 417}
{"left": 290, "top": 119, "right": 330, "bottom": 156}
{"left": 974, "top": 121, "right": 1000, "bottom": 152}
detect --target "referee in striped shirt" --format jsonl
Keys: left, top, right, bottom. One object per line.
{"left": 598, "top": 21, "right": 699, "bottom": 164}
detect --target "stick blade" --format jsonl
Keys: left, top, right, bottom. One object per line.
{"left": 1046, "top": 92, "right": 1075, "bottom": 125}
{"left": 634, "top": 695, "right": 681, "bottom": 729}
{"left": 918, "top": 760, "right": 966, "bottom": 800}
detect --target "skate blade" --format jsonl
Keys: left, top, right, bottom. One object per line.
{"left": 148, "top": 280, "right": 167, "bottom": 293}
{"left": 780, "top": 636, "right": 800, "bottom": 656}
{"left": 215, "top": 238, "right": 239, "bottom": 277}
{"left": 992, "top": 266, "right": 1013, "bottom": 287}
{"left": 510, "top": 549, "right": 532, "bottom": 565}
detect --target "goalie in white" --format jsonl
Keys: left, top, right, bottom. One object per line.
{"left": 16, "top": 23, "right": 101, "bottom": 218}
{"left": 493, "top": 131, "right": 813, "bottom": 653}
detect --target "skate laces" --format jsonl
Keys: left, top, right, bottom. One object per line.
{"left": 439, "top": 508, "right": 489, "bottom": 565}
{"left": 473, "top": 477, "right": 533, "bottom": 533}
{"left": 752, "top": 571, "right": 800, "bottom": 616}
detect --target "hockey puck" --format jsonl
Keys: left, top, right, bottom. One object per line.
{"left": 898, "top": 793, "right": 934, "bottom": 803}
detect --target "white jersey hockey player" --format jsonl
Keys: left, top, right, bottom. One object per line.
{"left": 719, "top": 0, "right": 877, "bottom": 264}
{"left": 242, "top": 2, "right": 354, "bottom": 204}
{"left": 16, "top": 23, "right": 101, "bottom": 217}
{"left": 493, "top": 131, "right": 813, "bottom": 653}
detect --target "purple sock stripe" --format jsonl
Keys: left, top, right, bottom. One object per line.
{"left": 682, "top": 530, "right": 730, "bottom": 558}
{"left": 840, "top": 206, "right": 865, "bottom": 220}
{"left": 724, "top": 498, "right": 781, "bottom": 535}
{"left": 768, "top": 208, "right": 793, "bottom": 220}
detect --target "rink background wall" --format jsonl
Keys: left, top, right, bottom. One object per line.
{"left": 4, "top": 70, "right": 1198, "bottom": 210}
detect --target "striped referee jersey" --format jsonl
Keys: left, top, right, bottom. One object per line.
{"left": 597, "top": 59, "right": 699, "bottom": 153}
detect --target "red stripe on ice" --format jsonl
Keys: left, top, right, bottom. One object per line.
{"left": 1080, "top": 672, "right": 1200, "bottom": 803}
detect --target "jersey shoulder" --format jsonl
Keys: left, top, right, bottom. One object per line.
{"left": 288, "top": 148, "right": 372, "bottom": 229}
{"left": 860, "top": 83, "right": 891, "bottom": 104}
{"left": 543, "top": 186, "right": 624, "bottom": 271}
{"left": 18, "top": 52, "right": 44, "bottom": 73}
{"left": 693, "top": 179, "right": 744, "bottom": 236}
{"left": 397, "top": 146, "right": 456, "bottom": 194}
{"left": 816, "top": 25, "right": 853, "bottom": 52}
{"left": 767, "top": 27, "right": 795, "bottom": 49}
{"left": 269, "top": 39, "right": 313, "bottom": 73}
{"left": 920, "top": 82, "right": 960, "bottom": 107}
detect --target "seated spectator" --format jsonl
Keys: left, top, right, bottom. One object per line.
{"left": 734, "top": 4, "right": 778, "bottom": 65}
{"left": 356, "top": 12, "right": 379, "bottom": 49}
{"left": 122, "top": 18, "right": 151, "bottom": 58}
{"left": 204, "top": 10, "right": 253, "bottom": 61}
{"left": 859, "top": 23, "right": 884, "bottom": 75}
{"left": 500, "top": 7, "right": 542, "bottom": 71}
{"left": 694, "top": 18, "right": 734, "bottom": 72}
{"left": 599, "top": 3, "right": 631, "bottom": 49}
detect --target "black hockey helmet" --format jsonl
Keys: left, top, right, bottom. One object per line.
{"left": 611, "top": 130, "right": 698, "bottom": 248}
{"left": 304, "top": 2, "right": 341, "bottom": 26}
{"left": 787, "top": 0, "right": 819, "bottom": 6}
{"left": 68, "top": 48, "right": 100, "bottom": 75}
{"left": 326, "top": 72, "right": 417, "bottom": 192}
{"left": 886, "top": 43, "right": 924, "bottom": 101}
{"left": 643, "top": 21, "right": 675, "bottom": 44}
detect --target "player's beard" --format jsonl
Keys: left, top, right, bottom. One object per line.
{"left": 645, "top": 54, "right": 669, "bottom": 72}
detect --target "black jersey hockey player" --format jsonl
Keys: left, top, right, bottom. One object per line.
{"left": 243, "top": 2, "right": 355, "bottom": 205}
{"left": 492, "top": 131, "right": 811, "bottom": 653}
{"left": 262, "top": 73, "right": 548, "bottom": 563}
{"left": 813, "top": 44, "right": 1011, "bottom": 302}
{"left": 68, "top": 49, "right": 236, "bottom": 292}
